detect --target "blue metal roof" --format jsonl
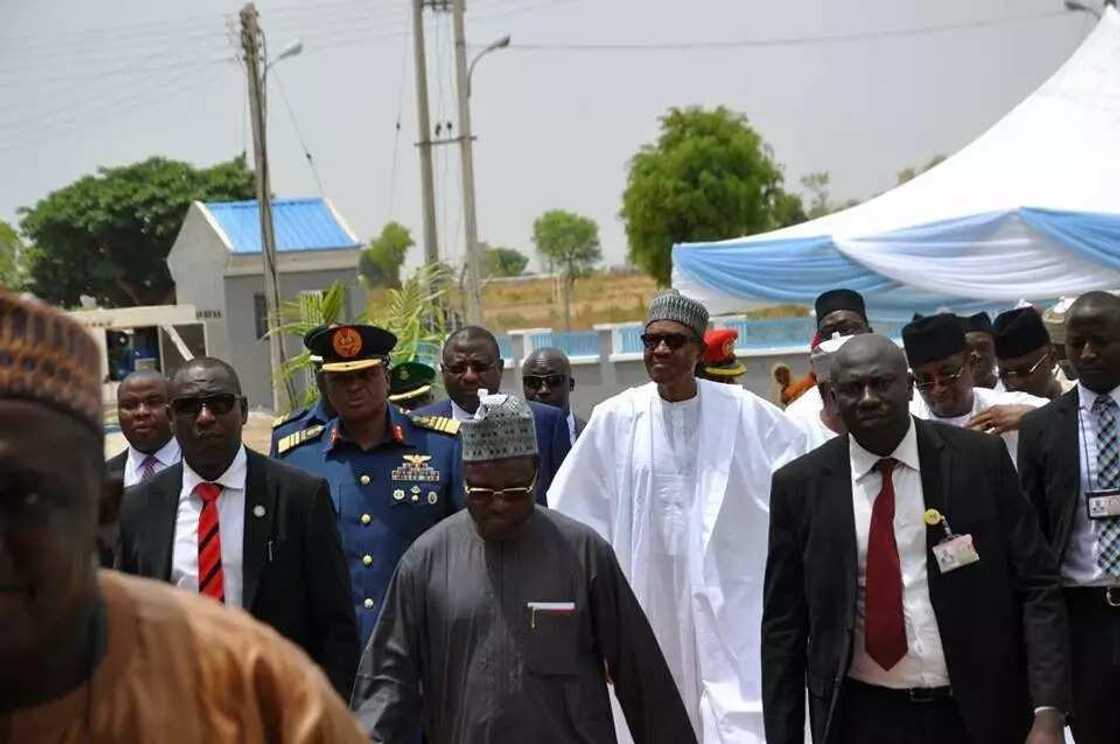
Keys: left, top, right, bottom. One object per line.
{"left": 203, "top": 198, "right": 360, "bottom": 254}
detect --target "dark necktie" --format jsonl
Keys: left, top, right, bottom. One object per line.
{"left": 196, "top": 483, "right": 225, "bottom": 604}
{"left": 865, "top": 457, "right": 908, "bottom": 670}
{"left": 139, "top": 454, "right": 159, "bottom": 483}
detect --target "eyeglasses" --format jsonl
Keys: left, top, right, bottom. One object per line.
{"left": 999, "top": 352, "right": 1051, "bottom": 382}
{"left": 523, "top": 374, "right": 566, "bottom": 389}
{"left": 913, "top": 365, "right": 966, "bottom": 392}
{"left": 640, "top": 333, "right": 693, "bottom": 352}
{"left": 171, "top": 394, "right": 240, "bottom": 417}
{"left": 463, "top": 474, "right": 538, "bottom": 502}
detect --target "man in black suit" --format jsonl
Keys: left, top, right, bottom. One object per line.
{"left": 762, "top": 333, "right": 1068, "bottom": 744}
{"left": 107, "top": 369, "right": 180, "bottom": 486}
{"left": 521, "top": 346, "right": 585, "bottom": 443}
{"left": 1019, "top": 291, "right": 1120, "bottom": 744}
{"left": 118, "top": 357, "right": 359, "bottom": 698}
{"left": 415, "top": 326, "right": 571, "bottom": 502}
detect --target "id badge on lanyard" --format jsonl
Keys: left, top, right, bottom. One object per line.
{"left": 1087, "top": 489, "right": 1120, "bottom": 520}
{"left": 925, "top": 508, "right": 980, "bottom": 574}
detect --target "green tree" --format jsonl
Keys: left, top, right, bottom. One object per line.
{"left": 0, "top": 219, "right": 23, "bottom": 290}
{"left": 896, "top": 154, "right": 947, "bottom": 185}
{"left": 532, "top": 210, "right": 601, "bottom": 330}
{"left": 359, "top": 221, "right": 413, "bottom": 289}
{"left": 368, "top": 262, "right": 452, "bottom": 367}
{"left": 620, "top": 106, "right": 804, "bottom": 285}
{"left": 483, "top": 244, "right": 529, "bottom": 278}
{"left": 19, "top": 156, "right": 254, "bottom": 307}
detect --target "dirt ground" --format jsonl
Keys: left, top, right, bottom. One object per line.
{"left": 104, "top": 409, "right": 276, "bottom": 460}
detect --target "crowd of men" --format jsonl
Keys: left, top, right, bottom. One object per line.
{"left": 1, "top": 282, "right": 1118, "bottom": 744}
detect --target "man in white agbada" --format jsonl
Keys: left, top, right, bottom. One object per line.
{"left": 903, "top": 313, "right": 1047, "bottom": 464}
{"left": 548, "top": 290, "right": 806, "bottom": 744}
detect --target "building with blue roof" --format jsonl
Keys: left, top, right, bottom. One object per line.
{"left": 167, "top": 197, "right": 366, "bottom": 408}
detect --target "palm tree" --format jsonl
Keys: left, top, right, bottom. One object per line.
{"left": 272, "top": 283, "right": 350, "bottom": 413}
{"left": 368, "top": 262, "right": 453, "bottom": 368}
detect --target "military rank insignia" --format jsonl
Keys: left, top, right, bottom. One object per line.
{"left": 276, "top": 424, "right": 325, "bottom": 455}
{"left": 391, "top": 453, "right": 441, "bottom": 482}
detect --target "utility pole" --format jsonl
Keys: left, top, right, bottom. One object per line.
{"left": 413, "top": 0, "right": 440, "bottom": 266}
{"left": 240, "top": 3, "right": 289, "bottom": 412}
{"left": 452, "top": 0, "right": 483, "bottom": 324}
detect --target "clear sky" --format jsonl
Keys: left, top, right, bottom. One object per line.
{"left": 0, "top": 0, "right": 1097, "bottom": 271}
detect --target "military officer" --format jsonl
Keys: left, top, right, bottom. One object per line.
{"left": 269, "top": 326, "right": 337, "bottom": 457}
{"left": 388, "top": 360, "right": 436, "bottom": 411}
{"left": 276, "top": 323, "right": 462, "bottom": 646}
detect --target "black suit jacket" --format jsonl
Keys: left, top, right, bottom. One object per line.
{"left": 1018, "top": 388, "right": 1083, "bottom": 562}
{"left": 118, "top": 448, "right": 360, "bottom": 698}
{"left": 414, "top": 398, "right": 571, "bottom": 503}
{"left": 762, "top": 419, "right": 1069, "bottom": 744}
{"left": 105, "top": 449, "right": 128, "bottom": 479}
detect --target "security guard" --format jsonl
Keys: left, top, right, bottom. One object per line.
{"left": 277, "top": 323, "right": 462, "bottom": 646}
{"left": 269, "top": 325, "right": 337, "bottom": 457}
{"left": 388, "top": 360, "right": 436, "bottom": 411}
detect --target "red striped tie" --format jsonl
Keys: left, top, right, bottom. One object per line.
{"left": 195, "top": 482, "right": 225, "bottom": 604}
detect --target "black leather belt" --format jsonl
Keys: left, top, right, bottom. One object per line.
{"left": 845, "top": 678, "right": 954, "bottom": 704}
{"left": 1063, "top": 586, "right": 1120, "bottom": 608}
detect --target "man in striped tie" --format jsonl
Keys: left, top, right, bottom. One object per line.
{"left": 107, "top": 369, "right": 180, "bottom": 487}
{"left": 119, "top": 357, "right": 359, "bottom": 698}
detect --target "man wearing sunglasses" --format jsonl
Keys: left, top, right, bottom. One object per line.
{"left": 904, "top": 314, "right": 1046, "bottom": 465}
{"left": 118, "top": 357, "right": 360, "bottom": 699}
{"left": 521, "top": 346, "right": 584, "bottom": 444}
{"left": 353, "top": 393, "right": 695, "bottom": 743}
{"left": 993, "top": 307, "right": 1072, "bottom": 401}
{"left": 549, "top": 289, "right": 806, "bottom": 743}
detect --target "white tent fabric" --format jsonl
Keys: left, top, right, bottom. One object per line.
{"left": 673, "top": 7, "right": 1120, "bottom": 317}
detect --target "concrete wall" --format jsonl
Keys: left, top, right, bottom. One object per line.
{"left": 166, "top": 203, "right": 234, "bottom": 361}
{"left": 223, "top": 267, "right": 366, "bottom": 408}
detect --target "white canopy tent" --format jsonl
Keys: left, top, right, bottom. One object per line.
{"left": 673, "top": 7, "right": 1120, "bottom": 319}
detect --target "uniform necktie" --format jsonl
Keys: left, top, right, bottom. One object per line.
{"left": 865, "top": 457, "right": 908, "bottom": 670}
{"left": 195, "top": 483, "right": 225, "bottom": 603}
{"left": 1092, "top": 395, "right": 1120, "bottom": 577}
{"left": 139, "top": 455, "right": 159, "bottom": 483}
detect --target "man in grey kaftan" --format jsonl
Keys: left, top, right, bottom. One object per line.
{"left": 351, "top": 393, "right": 694, "bottom": 744}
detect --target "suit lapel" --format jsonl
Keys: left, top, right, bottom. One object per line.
{"left": 829, "top": 438, "right": 859, "bottom": 629}
{"left": 1056, "top": 390, "right": 1082, "bottom": 557}
{"left": 915, "top": 421, "right": 951, "bottom": 602}
{"left": 241, "top": 450, "right": 276, "bottom": 611}
{"left": 150, "top": 465, "right": 183, "bottom": 581}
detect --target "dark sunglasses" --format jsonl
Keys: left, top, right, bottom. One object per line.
{"left": 640, "top": 332, "right": 693, "bottom": 351}
{"left": 523, "top": 374, "right": 567, "bottom": 389}
{"left": 171, "top": 394, "right": 240, "bottom": 417}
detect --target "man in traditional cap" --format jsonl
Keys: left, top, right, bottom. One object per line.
{"left": 697, "top": 328, "right": 746, "bottom": 384}
{"left": 785, "top": 289, "right": 872, "bottom": 433}
{"left": 959, "top": 312, "right": 1001, "bottom": 390}
{"left": 796, "top": 333, "right": 853, "bottom": 450}
{"left": 270, "top": 325, "right": 337, "bottom": 457}
{"left": 993, "top": 307, "right": 1070, "bottom": 401}
{"left": 416, "top": 325, "right": 571, "bottom": 503}
{"left": 763, "top": 333, "right": 1068, "bottom": 744}
{"left": 275, "top": 323, "right": 462, "bottom": 649}
{"left": 118, "top": 356, "right": 359, "bottom": 698}
{"left": 904, "top": 313, "right": 1047, "bottom": 463}
{"left": 0, "top": 292, "right": 366, "bottom": 742}
{"left": 521, "top": 346, "right": 584, "bottom": 443}
{"left": 549, "top": 289, "right": 805, "bottom": 743}
{"left": 1019, "top": 291, "right": 1120, "bottom": 744}
{"left": 388, "top": 360, "right": 436, "bottom": 411}
{"left": 352, "top": 394, "right": 696, "bottom": 743}
{"left": 107, "top": 369, "right": 180, "bottom": 487}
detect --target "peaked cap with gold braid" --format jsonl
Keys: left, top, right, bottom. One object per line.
{"left": 0, "top": 292, "right": 103, "bottom": 433}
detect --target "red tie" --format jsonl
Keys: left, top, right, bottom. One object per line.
{"left": 865, "top": 458, "right": 907, "bottom": 670}
{"left": 196, "top": 483, "right": 225, "bottom": 604}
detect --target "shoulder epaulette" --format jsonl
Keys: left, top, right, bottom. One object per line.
{"left": 272, "top": 407, "right": 308, "bottom": 429}
{"left": 276, "top": 424, "right": 325, "bottom": 455}
{"left": 408, "top": 414, "right": 461, "bottom": 436}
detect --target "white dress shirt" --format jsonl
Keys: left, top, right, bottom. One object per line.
{"left": 450, "top": 399, "right": 473, "bottom": 422}
{"left": 566, "top": 409, "right": 578, "bottom": 445}
{"left": 122, "top": 437, "right": 181, "bottom": 488}
{"left": 847, "top": 420, "right": 950, "bottom": 688}
{"left": 1061, "top": 383, "right": 1120, "bottom": 587}
{"left": 171, "top": 446, "right": 247, "bottom": 608}
{"left": 910, "top": 386, "right": 1047, "bottom": 465}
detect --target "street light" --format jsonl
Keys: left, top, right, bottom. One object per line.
{"left": 268, "top": 39, "right": 304, "bottom": 70}
{"left": 1064, "top": 1, "right": 1102, "bottom": 19}
{"left": 467, "top": 35, "right": 511, "bottom": 98}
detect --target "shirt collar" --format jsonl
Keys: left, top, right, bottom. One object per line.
{"left": 182, "top": 444, "right": 247, "bottom": 495}
{"left": 450, "top": 399, "right": 474, "bottom": 422}
{"left": 324, "top": 408, "right": 410, "bottom": 453}
{"left": 849, "top": 417, "right": 919, "bottom": 481}
{"left": 126, "top": 436, "right": 181, "bottom": 470}
{"left": 1077, "top": 382, "right": 1120, "bottom": 411}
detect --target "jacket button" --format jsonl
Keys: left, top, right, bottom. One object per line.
{"left": 360, "top": 474, "right": 371, "bottom": 485}
{"left": 363, "top": 598, "right": 374, "bottom": 610}
{"left": 362, "top": 554, "right": 374, "bottom": 567}
{"left": 360, "top": 513, "right": 372, "bottom": 525}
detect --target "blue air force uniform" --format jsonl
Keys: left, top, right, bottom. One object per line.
{"left": 269, "top": 398, "right": 332, "bottom": 457}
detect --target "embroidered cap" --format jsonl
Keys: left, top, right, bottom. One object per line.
{"left": 0, "top": 291, "right": 103, "bottom": 433}
{"left": 993, "top": 307, "right": 1051, "bottom": 360}
{"left": 305, "top": 324, "right": 397, "bottom": 373}
{"left": 646, "top": 289, "right": 709, "bottom": 341}
{"left": 814, "top": 289, "right": 867, "bottom": 325}
{"left": 902, "top": 313, "right": 966, "bottom": 368}
{"left": 460, "top": 391, "right": 538, "bottom": 462}
{"left": 1042, "top": 297, "right": 1075, "bottom": 345}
